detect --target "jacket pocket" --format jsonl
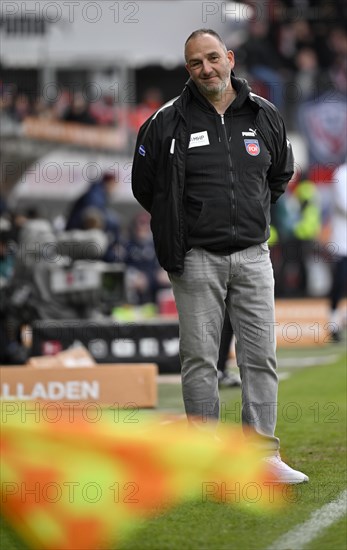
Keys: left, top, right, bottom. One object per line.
{"left": 236, "top": 198, "right": 269, "bottom": 242}
{"left": 188, "top": 198, "right": 231, "bottom": 243}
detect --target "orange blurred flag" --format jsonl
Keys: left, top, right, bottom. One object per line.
{"left": 1, "top": 403, "right": 284, "bottom": 549}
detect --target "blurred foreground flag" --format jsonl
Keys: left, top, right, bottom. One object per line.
{"left": 0, "top": 403, "right": 284, "bottom": 550}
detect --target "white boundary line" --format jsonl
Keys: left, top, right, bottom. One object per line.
{"left": 267, "top": 489, "right": 347, "bottom": 550}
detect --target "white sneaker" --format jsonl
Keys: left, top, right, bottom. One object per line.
{"left": 263, "top": 455, "right": 309, "bottom": 484}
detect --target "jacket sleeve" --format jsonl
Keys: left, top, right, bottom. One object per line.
{"left": 131, "top": 114, "right": 159, "bottom": 213}
{"left": 267, "top": 114, "right": 294, "bottom": 204}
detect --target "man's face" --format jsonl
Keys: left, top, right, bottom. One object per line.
{"left": 185, "top": 34, "right": 235, "bottom": 98}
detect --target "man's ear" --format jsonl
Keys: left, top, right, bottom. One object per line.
{"left": 185, "top": 63, "right": 192, "bottom": 77}
{"left": 227, "top": 50, "right": 235, "bottom": 70}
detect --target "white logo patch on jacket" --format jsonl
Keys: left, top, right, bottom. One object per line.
{"left": 242, "top": 128, "right": 257, "bottom": 137}
{"left": 188, "top": 131, "right": 210, "bottom": 148}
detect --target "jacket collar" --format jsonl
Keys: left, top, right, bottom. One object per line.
{"left": 173, "top": 73, "right": 258, "bottom": 118}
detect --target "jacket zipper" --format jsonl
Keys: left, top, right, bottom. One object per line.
{"left": 220, "top": 114, "right": 236, "bottom": 241}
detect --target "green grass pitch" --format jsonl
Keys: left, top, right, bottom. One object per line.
{"left": 1, "top": 342, "right": 346, "bottom": 550}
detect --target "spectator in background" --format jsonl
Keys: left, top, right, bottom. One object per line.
{"left": 12, "top": 93, "right": 31, "bottom": 122}
{"left": 65, "top": 171, "right": 120, "bottom": 248}
{"left": 0, "top": 297, "right": 27, "bottom": 365}
{"left": 10, "top": 208, "right": 33, "bottom": 243}
{"left": 123, "top": 211, "right": 170, "bottom": 305}
{"left": 239, "top": 19, "right": 285, "bottom": 111}
{"left": 268, "top": 197, "right": 297, "bottom": 297}
{"left": 32, "top": 96, "right": 54, "bottom": 120}
{"left": 0, "top": 217, "right": 15, "bottom": 285}
{"left": 57, "top": 206, "right": 109, "bottom": 262}
{"left": 294, "top": 48, "right": 331, "bottom": 102}
{"left": 0, "top": 91, "right": 16, "bottom": 129}
{"left": 128, "top": 88, "right": 163, "bottom": 133}
{"left": 328, "top": 161, "right": 347, "bottom": 342}
{"left": 1, "top": 209, "right": 53, "bottom": 364}
{"left": 89, "top": 94, "right": 119, "bottom": 126}
{"left": 63, "top": 92, "right": 97, "bottom": 125}
{"left": 52, "top": 87, "right": 72, "bottom": 120}
{"left": 328, "top": 27, "right": 347, "bottom": 94}
{"left": 282, "top": 178, "right": 322, "bottom": 296}
{"left": 0, "top": 194, "right": 8, "bottom": 216}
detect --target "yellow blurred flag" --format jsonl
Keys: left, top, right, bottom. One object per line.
{"left": 1, "top": 402, "right": 284, "bottom": 550}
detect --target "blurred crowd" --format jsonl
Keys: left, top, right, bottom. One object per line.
{"left": 0, "top": 172, "right": 172, "bottom": 364}
{"left": 0, "top": 173, "right": 171, "bottom": 306}
{"left": 1, "top": 2, "right": 346, "bottom": 133}
{"left": 232, "top": 0, "right": 346, "bottom": 122}
{"left": 0, "top": 84, "right": 164, "bottom": 136}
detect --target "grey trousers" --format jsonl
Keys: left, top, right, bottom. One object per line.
{"left": 169, "top": 244, "right": 280, "bottom": 452}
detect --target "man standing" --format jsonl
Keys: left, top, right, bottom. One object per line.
{"left": 328, "top": 161, "right": 347, "bottom": 342}
{"left": 132, "top": 29, "right": 308, "bottom": 483}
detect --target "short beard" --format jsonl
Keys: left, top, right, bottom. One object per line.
{"left": 197, "top": 78, "right": 228, "bottom": 99}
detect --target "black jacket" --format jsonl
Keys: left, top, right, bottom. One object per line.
{"left": 132, "top": 76, "right": 294, "bottom": 274}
